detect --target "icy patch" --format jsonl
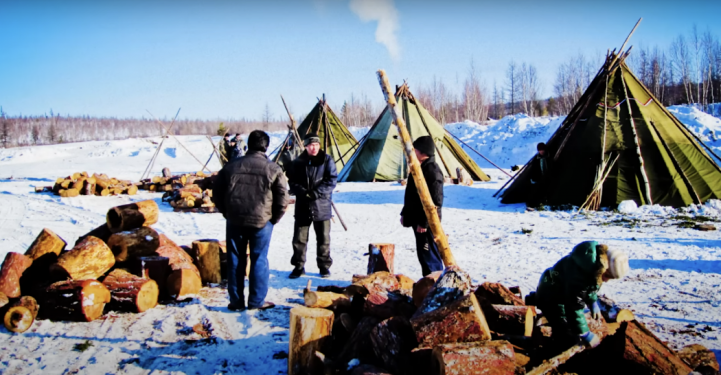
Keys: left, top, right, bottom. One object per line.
{"left": 618, "top": 200, "right": 638, "bottom": 214}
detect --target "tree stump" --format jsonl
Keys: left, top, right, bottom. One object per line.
{"left": 482, "top": 304, "right": 537, "bottom": 337}
{"left": 432, "top": 341, "right": 517, "bottom": 375}
{"left": 412, "top": 271, "right": 443, "bottom": 308}
{"left": 415, "top": 266, "right": 473, "bottom": 316}
{"left": 102, "top": 269, "right": 159, "bottom": 313}
{"left": 107, "top": 227, "right": 160, "bottom": 263}
{"left": 0, "top": 252, "right": 33, "bottom": 298}
{"left": 42, "top": 280, "right": 110, "bottom": 322}
{"left": 370, "top": 316, "right": 417, "bottom": 375}
{"left": 25, "top": 228, "right": 66, "bottom": 260}
{"left": 304, "top": 280, "right": 351, "bottom": 310}
{"left": 346, "top": 272, "right": 400, "bottom": 296}
{"left": 678, "top": 344, "right": 720, "bottom": 375}
{"left": 51, "top": 236, "right": 115, "bottom": 280}
{"left": 3, "top": 296, "right": 39, "bottom": 333}
{"left": 191, "top": 240, "right": 221, "bottom": 284}
{"left": 410, "top": 293, "right": 492, "bottom": 348}
{"left": 155, "top": 235, "right": 201, "bottom": 300}
{"left": 106, "top": 200, "right": 159, "bottom": 233}
{"left": 474, "top": 282, "right": 525, "bottom": 306}
{"left": 288, "top": 306, "right": 334, "bottom": 375}
{"left": 132, "top": 256, "right": 170, "bottom": 296}
{"left": 368, "top": 243, "right": 394, "bottom": 274}
{"left": 162, "top": 167, "right": 172, "bottom": 178}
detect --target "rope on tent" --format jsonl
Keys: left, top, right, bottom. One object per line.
{"left": 580, "top": 153, "right": 619, "bottom": 211}
{"left": 445, "top": 129, "right": 513, "bottom": 178}
{"left": 620, "top": 71, "right": 654, "bottom": 205}
{"left": 597, "top": 97, "right": 653, "bottom": 109}
{"left": 141, "top": 108, "right": 181, "bottom": 181}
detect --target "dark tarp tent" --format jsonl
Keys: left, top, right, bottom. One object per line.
{"left": 501, "top": 51, "right": 721, "bottom": 209}
{"left": 338, "top": 84, "right": 490, "bottom": 182}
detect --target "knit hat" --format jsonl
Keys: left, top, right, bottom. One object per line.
{"left": 413, "top": 136, "right": 435, "bottom": 157}
{"left": 606, "top": 248, "right": 629, "bottom": 279}
{"left": 304, "top": 133, "right": 320, "bottom": 146}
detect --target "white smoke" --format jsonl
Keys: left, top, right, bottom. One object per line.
{"left": 349, "top": 0, "right": 401, "bottom": 61}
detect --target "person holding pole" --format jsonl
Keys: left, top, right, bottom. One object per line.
{"left": 288, "top": 133, "right": 338, "bottom": 279}
{"left": 400, "top": 136, "right": 445, "bottom": 276}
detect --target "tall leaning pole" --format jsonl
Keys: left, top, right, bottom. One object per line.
{"left": 376, "top": 70, "right": 457, "bottom": 267}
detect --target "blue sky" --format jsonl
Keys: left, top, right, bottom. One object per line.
{"left": 1, "top": 0, "right": 720, "bottom": 120}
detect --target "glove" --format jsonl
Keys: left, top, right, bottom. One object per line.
{"left": 589, "top": 301, "right": 602, "bottom": 320}
{"left": 579, "top": 331, "right": 600, "bottom": 348}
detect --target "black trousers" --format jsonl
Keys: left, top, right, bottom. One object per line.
{"left": 291, "top": 219, "right": 332, "bottom": 270}
{"left": 413, "top": 229, "right": 444, "bottom": 276}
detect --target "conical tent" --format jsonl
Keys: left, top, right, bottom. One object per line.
{"left": 273, "top": 97, "right": 358, "bottom": 171}
{"left": 501, "top": 51, "right": 721, "bottom": 208}
{"left": 338, "top": 84, "right": 490, "bottom": 182}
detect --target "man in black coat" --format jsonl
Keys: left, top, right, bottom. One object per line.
{"left": 287, "top": 133, "right": 338, "bottom": 279}
{"left": 528, "top": 142, "right": 550, "bottom": 208}
{"left": 213, "top": 130, "right": 289, "bottom": 311}
{"left": 400, "top": 136, "right": 444, "bottom": 276}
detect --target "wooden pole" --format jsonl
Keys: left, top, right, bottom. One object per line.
{"left": 377, "top": 70, "right": 456, "bottom": 267}
{"left": 146, "top": 110, "right": 212, "bottom": 174}
{"left": 281, "top": 95, "right": 305, "bottom": 151}
{"left": 142, "top": 108, "right": 181, "bottom": 180}
{"left": 620, "top": 71, "right": 653, "bottom": 205}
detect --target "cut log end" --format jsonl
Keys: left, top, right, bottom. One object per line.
{"left": 3, "top": 296, "right": 39, "bottom": 333}
{"left": 167, "top": 268, "right": 201, "bottom": 300}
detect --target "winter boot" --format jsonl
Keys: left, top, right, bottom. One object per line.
{"left": 289, "top": 267, "right": 305, "bottom": 279}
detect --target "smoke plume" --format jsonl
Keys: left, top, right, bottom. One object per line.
{"left": 349, "top": 0, "right": 401, "bottom": 61}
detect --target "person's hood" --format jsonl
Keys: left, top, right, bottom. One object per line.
{"left": 570, "top": 241, "right": 600, "bottom": 274}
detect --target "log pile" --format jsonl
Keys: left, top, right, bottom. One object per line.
{"left": 291, "top": 264, "right": 718, "bottom": 375}
{"left": 37, "top": 172, "right": 142, "bottom": 197}
{"left": 140, "top": 169, "right": 219, "bottom": 213}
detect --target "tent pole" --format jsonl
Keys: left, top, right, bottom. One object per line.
{"left": 377, "top": 69, "right": 456, "bottom": 267}
{"left": 620, "top": 71, "right": 654, "bottom": 205}
{"left": 492, "top": 158, "right": 531, "bottom": 198}
{"left": 411, "top": 98, "right": 454, "bottom": 178}
{"left": 324, "top": 107, "right": 346, "bottom": 167}
{"left": 142, "top": 108, "right": 181, "bottom": 180}
{"left": 281, "top": 95, "right": 305, "bottom": 152}
{"left": 445, "top": 129, "right": 512, "bottom": 178}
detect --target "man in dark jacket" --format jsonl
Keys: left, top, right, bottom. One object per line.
{"left": 528, "top": 142, "right": 550, "bottom": 207}
{"left": 230, "top": 133, "right": 248, "bottom": 161}
{"left": 288, "top": 133, "right": 337, "bottom": 279}
{"left": 213, "top": 130, "right": 289, "bottom": 311}
{"left": 218, "top": 133, "right": 231, "bottom": 167}
{"left": 400, "top": 136, "right": 444, "bottom": 276}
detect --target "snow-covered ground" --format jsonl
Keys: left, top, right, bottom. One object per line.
{"left": 0, "top": 106, "right": 720, "bottom": 374}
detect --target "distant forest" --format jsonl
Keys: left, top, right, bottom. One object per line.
{"left": 2, "top": 27, "right": 719, "bottom": 148}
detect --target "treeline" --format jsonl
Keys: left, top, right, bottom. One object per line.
{"left": 0, "top": 110, "right": 287, "bottom": 148}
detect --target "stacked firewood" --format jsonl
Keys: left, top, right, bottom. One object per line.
{"left": 138, "top": 168, "right": 218, "bottom": 212}
{"left": 288, "top": 244, "right": 720, "bottom": 375}
{"left": 0, "top": 199, "right": 211, "bottom": 333}
{"left": 35, "top": 172, "right": 141, "bottom": 197}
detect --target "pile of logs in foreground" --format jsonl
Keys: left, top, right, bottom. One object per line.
{"left": 35, "top": 172, "right": 141, "bottom": 197}
{"left": 144, "top": 168, "right": 219, "bottom": 213}
{"left": 288, "top": 244, "right": 719, "bottom": 375}
{"left": 0, "top": 199, "right": 231, "bottom": 333}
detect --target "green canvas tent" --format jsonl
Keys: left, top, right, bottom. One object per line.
{"left": 501, "top": 51, "right": 721, "bottom": 209}
{"left": 273, "top": 96, "right": 359, "bottom": 172}
{"left": 338, "top": 84, "right": 490, "bottom": 182}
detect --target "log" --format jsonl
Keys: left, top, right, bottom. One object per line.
{"left": 25, "top": 228, "right": 66, "bottom": 260}
{"left": 106, "top": 200, "right": 159, "bottom": 233}
{"left": 412, "top": 271, "right": 442, "bottom": 308}
{"left": 42, "top": 279, "right": 111, "bottom": 322}
{"left": 482, "top": 304, "right": 536, "bottom": 337}
{"left": 474, "top": 282, "right": 525, "bottom": 306}
{"left": 162, "top": 167, "right": 172, "bottom": 178}
{"left": 190, "top": 240, "right": 221, "bottom": 284}
{"left": 431, "top": 341, "right": 517, "bottom": 375}
{"left": 367, "top": 243, "right": 394, "bottom": 274}
{"left": 288, "top": 306, "right": 334, "bottom": 375}
{"left": 415, "top": 266, "right": 473, "bottom": 316}
{"left": 346, "top": 271, "right": 400, "bottom": 296}
{"left": 0, "top": 252, "right": 33, "bottom": 298}
{"left": 395, "top": 274, "right": 414, "bottom": 291}
{"left": 370, "top": 316, "right": 417, "bottom": 375}
{"left": 317, "top": 285, "right": 347, "bottom": 294}
{"left": 0, "top": 292, "right": 8, "bottom": 308}
{"left": 590, "top": 320, "right": 691, "bottom": 375}
{"left": 304, "top": 280, "right": 351, "bottom": 310}
{"left": 677, "top": 344, "right": 719, "bottom": 375}
{"left": 106, "top": 227, "right": 160, "bottom": 263}
{"left": 155, "top": 235, "right": 201, "bottom": 300}
{"left": 59, "top": 188, "right": 79, "bottom": 197}
{"left": 527, "top": 345, "right": 585, "bottom": 375}
{"left": 364, "top": 290, "right": 416, "bottom": 320}
{"left": 131, "top": 256, "right": 169, "bottom": 296}
{"left": 335, "top": 316, "right": 381, "bottom": 371}
{"left": 3, "top": 296, "right": 39, "bottom": 333}
{"left": 102, "top": 268, "right": 159, "bottom": 313}
{"left": 51, "top": 236, "right": 115, "bottom": 280}
{"left": 616, "top": 308, "right": 635, "bottom": 323}
{"left": 75, "top": 223, "right": 113, "bottom": 245}
{"left": 409, "top": 347, "right": 434, "bottom": 375}
{"left": 410, "top": 293, "right": 492, "bottom": 348}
